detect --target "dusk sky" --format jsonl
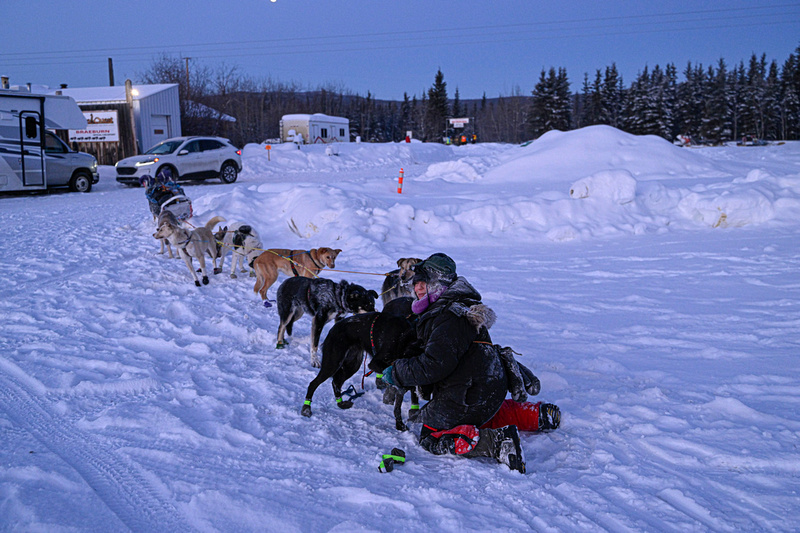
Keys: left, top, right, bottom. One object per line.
{"left": 4, "top": 0, "right": 799, "bottom": 101}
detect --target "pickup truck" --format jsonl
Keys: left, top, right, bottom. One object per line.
{"left": 44, "top": 131, "right": 99, "bottom": 192}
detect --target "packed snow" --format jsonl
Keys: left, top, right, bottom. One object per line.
{"left": 1, "top": 125, "right": 799, "bottom": 532}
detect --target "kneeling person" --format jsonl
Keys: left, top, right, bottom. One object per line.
{"left": 382, "top": 253, "right": 560, "bottom": 473}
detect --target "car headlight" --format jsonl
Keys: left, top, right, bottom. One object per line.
{"left": 135, "top": 159, "right": 157, "bottom": 167}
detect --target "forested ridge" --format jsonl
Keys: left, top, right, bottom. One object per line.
{"left": 140, "top": 44, "right": 800, "bottom": 146}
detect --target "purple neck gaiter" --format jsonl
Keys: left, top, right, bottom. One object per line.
{"left": 412, "top": 286, "right": 446, "bottom": 314}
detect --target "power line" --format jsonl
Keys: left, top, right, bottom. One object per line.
{"left": 3, "top": 3, "right": 798, "bottom": 62}
{"left": 3, "top": 17, "right": 797, "bottom": 70}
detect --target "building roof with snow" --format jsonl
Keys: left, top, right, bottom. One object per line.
{"left": 282, "top": 113, "right": 349, "bottom": 124}
{"left": 47, "top": 84, "right": 177, "bottom": 104}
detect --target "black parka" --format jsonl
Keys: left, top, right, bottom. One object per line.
{"left": 392, "top": 277, "right": 508, "bottom": 430}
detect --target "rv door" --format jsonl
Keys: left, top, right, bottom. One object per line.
{"left": 19, "top": 112, "right": 45, "bottom": 186}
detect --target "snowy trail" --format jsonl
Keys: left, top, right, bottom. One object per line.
{"left": 0, "top": 367, "right": 191, "bottom": 532}
{"left": 2, "top": 138, "right": 800, "bottom": 531}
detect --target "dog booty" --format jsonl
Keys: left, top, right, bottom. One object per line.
{"left": 263, "top": 300, "right": 272, "bottom": 308}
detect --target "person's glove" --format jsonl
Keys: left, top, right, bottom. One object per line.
{"left": 382, "top": 366, "right": 395, "bottom": 386}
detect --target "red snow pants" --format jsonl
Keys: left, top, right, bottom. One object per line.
{"left": 480, "top": 400, "right": 542, "bottom": 431}
{"left": 420, "top": 401, "right": 542, "bottom": 456}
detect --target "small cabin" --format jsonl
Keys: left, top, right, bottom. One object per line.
{"left": 280, "top": 113, "right": 350, "bottom": 144}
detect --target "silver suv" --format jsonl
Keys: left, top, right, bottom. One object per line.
{"left": 115, "top": 136, "right": 242, "bottom": 186}
{"left": 44, "top": 131, "right": 99, "bottom": 192}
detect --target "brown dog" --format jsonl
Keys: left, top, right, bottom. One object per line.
{"left": 380, "top": 257, "right": 422, "bottom": 306}
{"left": 252, "top": 247, "right": 342, "bottom": 300}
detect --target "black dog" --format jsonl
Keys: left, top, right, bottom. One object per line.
{"left": 301, "top": 303, "right": 421, "bottom": 431}
{"left": 276, "top": 276, "right": 378, "bottom": 367}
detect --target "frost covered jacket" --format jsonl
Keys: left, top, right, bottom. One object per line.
{"left": 392, "top": 277, "right": 508, "bottom": 430}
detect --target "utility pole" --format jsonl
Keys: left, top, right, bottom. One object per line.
{"left": 108, "top": 58, "right": 115, "bottom": 86}
{"left": 182, "top": 57, "right": 191, "bottom": 95}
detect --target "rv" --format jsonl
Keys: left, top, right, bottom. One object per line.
{"left": 280, "top": 114, "right": 350, "bottom": 144}
{"left": 1, "top": 89, "right": 96, "bottom": 193}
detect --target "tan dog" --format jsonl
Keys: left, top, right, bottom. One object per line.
{"left": 155, "top": 209, "right": 180, "bottom": 258}
{"left": 252, "top": 247, "right": 342, "bottom": 300}
{"left": 154, "top": 215, "right": 226, "bottom": 287}
{"left": 380, "top": 257, "right": 422, "bottom": 306}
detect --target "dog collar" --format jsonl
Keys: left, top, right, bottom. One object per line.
{"left": 307, "top": 251, "right": 324, "bottom": 270}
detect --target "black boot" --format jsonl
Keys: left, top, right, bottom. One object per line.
{"left": 466, "top": 426, "right": 526, "bottom": 473}
{"left": 494, "top": 425, "right": 526, "bottom": 473}
{"left": 539, "top": 403, "right": 561, "bottom": 431}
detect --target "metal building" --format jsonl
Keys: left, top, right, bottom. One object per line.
{"left": 49, "top": 84, "right": 181, "bottom": 164}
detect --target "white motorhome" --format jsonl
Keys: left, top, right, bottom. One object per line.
{"left": 1, "top": 89, "right": 93, "bottom": 193}
{"left": 280, "top": 113, "right": 350, "bottom": 144}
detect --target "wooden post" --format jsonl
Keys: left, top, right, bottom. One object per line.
{"left": 125, "top": 79, "right": 138, "bottom": 154}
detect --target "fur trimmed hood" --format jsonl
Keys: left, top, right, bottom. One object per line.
{"left": 432, "top": 276, "right": 496, "bottom": 331}
{"left": 448, "top": 301, "right": 497, "bottom": 331}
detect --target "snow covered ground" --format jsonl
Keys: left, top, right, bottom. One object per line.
{"left": 1, "top": 126, "right": 799, "bottom": 531}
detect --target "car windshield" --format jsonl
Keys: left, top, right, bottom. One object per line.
{"left": 145, "top": 140, "right": 183, "bottom": 155}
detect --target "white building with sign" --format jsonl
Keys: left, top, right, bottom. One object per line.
{"left": 69, "top": 111, "right": 120, "bottom": 143}
{"left": 48, "top": 84, "right": 180, "bottom": 164}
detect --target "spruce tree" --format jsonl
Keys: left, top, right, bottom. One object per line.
{"left": 764, "top": 61, "right": 781, "bottom": 140}
{"left": 426, "top": 69, "right": 449, "bottom": 142}
{"left": 529, "top": 67, "right": 572, "bottom": 137}
{"left": 452, "top": 87, "right": 463, "bottom": 119}
{"left": 599, "top": 64, "right": 623, "bottom": 127}
{"left": 623, "top": 66, "right": 649, "bottom": 135}
{"left": 780, "top": 46, "right": 800, "bottom": 139}
{"left": 701, "top": 59, "right": 730, "bottom": 143}
{"left": 400, "top": 93, "right": 411, "bottom": 139}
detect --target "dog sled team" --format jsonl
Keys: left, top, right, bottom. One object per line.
{"left": 143, "top": 184, "right": 561, "bottom": 473}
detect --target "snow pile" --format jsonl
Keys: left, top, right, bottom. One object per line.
{"left": 483, "top": 125, "right": 733, "bottom": 186}
{"left": 569, "top": 170, "right": 637, "bottom": 203}
{"left": 229, "top": 126, "right": 800, "bottom": 245}
{"left": 416, "top": 160, "right": 482, "bottom": 182}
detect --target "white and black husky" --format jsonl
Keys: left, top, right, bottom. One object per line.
{"left": 214, "top": 222, "right": 263, "bottom": 279}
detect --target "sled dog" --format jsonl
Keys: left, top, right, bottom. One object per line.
{"left": 154, "top": 216, "right": 226, "bottom": 286}
{"left": 252, "top": 247, "right": 341, "bottom": 300}
{"left": 275, "top": 276, "right": 377, "bottom": 366}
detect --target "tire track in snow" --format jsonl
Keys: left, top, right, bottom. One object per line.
{"left": 0, "top": 366, "right": 193, "bottom": 532}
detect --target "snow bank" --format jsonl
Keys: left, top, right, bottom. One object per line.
{"left": 569, "top": 170, "right": 637, "bottom": 204}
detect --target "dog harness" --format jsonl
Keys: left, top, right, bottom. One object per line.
{"left": 307, "top": 251, "right": 324, "bottom": 270}
{"left": 289, "top": 251, "right": 322, "bottom": 277}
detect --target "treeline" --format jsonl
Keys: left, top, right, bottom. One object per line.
{"left": 139, "top": 44, "right": 800, "bottom": 147}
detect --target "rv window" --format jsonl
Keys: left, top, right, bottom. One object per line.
{"left": 44, "top": 131, "right": 69, "bottom": 154}
{"left": 321, "top": 128, "right": 328, "bottom": 138}
{"left": 340, "top": 128, "right": 345, "bottom": 137}
{"left": 45, "top": 132, "right": 69, "bottom": 154}
{"left": 25, "top": 116, "right": 38, "bottom": 139}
